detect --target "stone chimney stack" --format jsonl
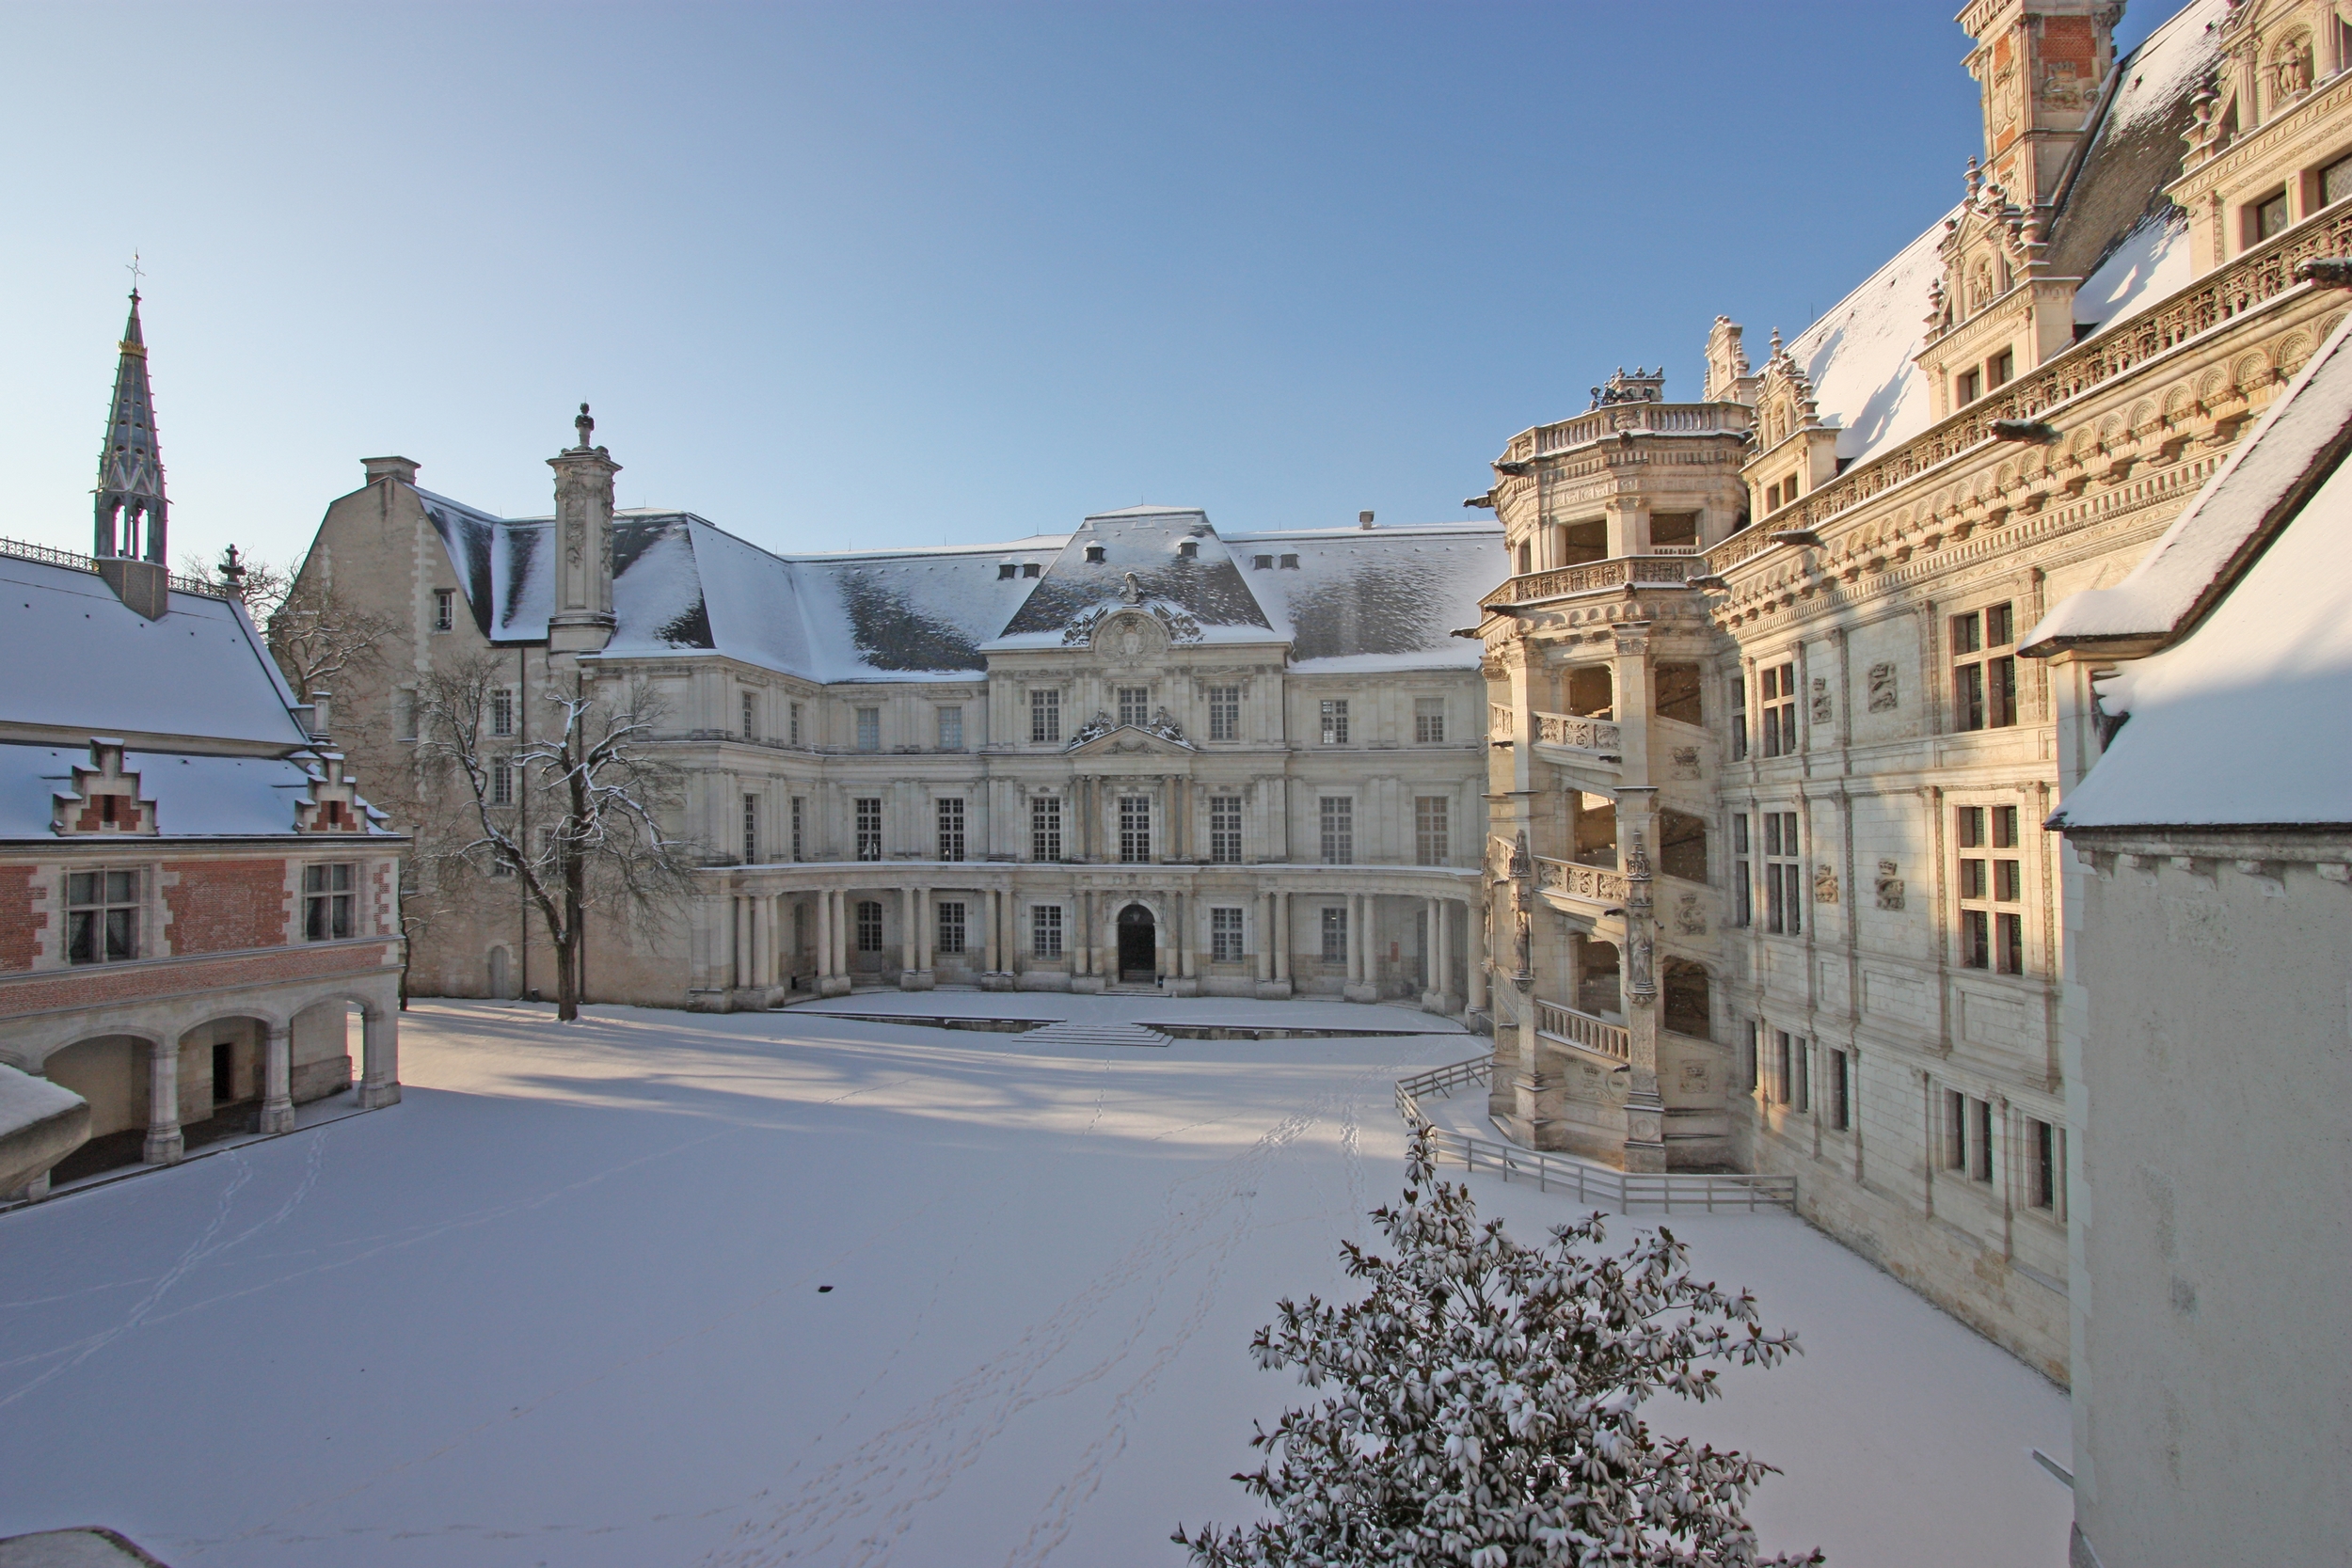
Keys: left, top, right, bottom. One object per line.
{"left": 547, "top": 403, "right": 620, "bottom": 657}
{"left": 1359, "top": 511, "right": 1375, "bottom": 529}
{"left": 1959, "top": 0, "right": 2122, "bottom": 210}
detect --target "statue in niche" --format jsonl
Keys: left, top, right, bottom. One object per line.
{"left": 1627, "top": 931, "right": 1654, "bottom": 996}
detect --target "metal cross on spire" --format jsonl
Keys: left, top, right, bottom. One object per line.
{"left": 125, "top": 251, "right": 144, "bottom": 298}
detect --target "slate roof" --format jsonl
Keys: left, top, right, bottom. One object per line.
{"left": 418, "top": 492, "right": 1503, "bottom": 682}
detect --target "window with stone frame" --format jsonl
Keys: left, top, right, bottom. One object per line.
{"left": 1031, "top": 903, "right": 1063, "bottom": 958}
{"left": 1772, "top": 1029, "right": 1793, "bottom": 1106}
{"left": 492, "top": 686, "right": 516, "bottom": 737}
{"left": 788, "top": 701, "right": 803, "bottom": 746}
{"left": 936, "top": 900, "right": 966, "bottom": 956}
{"left": 305, "top": 863, "right": 356, "bottom": 941}
{"left": 1119, "top": 795, "right": 1151, "bottom": 863}
{"left": 2027, "top": 1117, "right": 2062, "bottom": 1212}
{"left": 489, "top": 755, "right": 515, "bottom": 807}
{"left": 1729, "top": 673, "right": 1748, "bottom": 760}
{"left": 1211, "top": 906, "right": 1245, "bottom": 963}
{"left": 1759, "top": 662, "right": 1797, "bottom": 756}
{"left": 1208, "top": 685, "right": 1241, "bottom": 741}
{"left": 1731, "top": 814, "right": 1753, "bottom": 926}
{"left": 1318, "top": 698, "right": 1349, "bottom": 745}
{"left": 1414, "top": 697, "right": 1445, "bottom": 744}
{"left": 854, "top": 797, "right": 882, "bottom": 862}
{"left": 936, "top": 705, "right": 962, "bottom": 751}
{"left": 1320, "top": 905, "right": 1347, "bottom": 963}
{"left": 1763, "top": 810, "right": 1801, "bottom": 935}
{"left": 1030, "top": 795, "right": 1063, "bottom": 862}
{"left": 1117, "top": 686, "right": 1150, "bottom": 727}
{"left": 2251, "top": 186, "right": 2291, "bottom": 245}
{"left": 855, "top": 706, "right": 881, "bottom": 752}
{"left": 739, "top": 689, "right": 757, "bottom": 741}
{"left": 1950, "top": 603, "right": 2017, "bottom": 731}
{"left": 1030, "top": 689, "right": 1061, "bottom": 744}
{"left": 1208, "top": 795, "right": 1243, "bottom": 863}
{"left": 1414, "top": 796, "right": 1449, "bottom": 866}
{"left": 433, "top": 588, "right": 454, "bottom": 632}
{"left": 855, "top": 899, "right": 883, "bottom": 953}
{"left": 936, "top": 797, "right": 965, "bottom": 863}
{"left": 1956, "top": 803, "right": 2025, "bottom": 973}
{"left": 66, "top": 869, "right": 138, "bottom": 965}
{"left": 2325, "top": 148, "right": 2352, "bottom": 208}
{"left": 1827, "top": 1048, "right": 1851, "bottom": 1132}
{"left": 1319, "top": 797, "right": 1354, "bottom": 864}
{"left": 790, "top": 796, "right": 805, "bottom": 862}
{"left": 742, "top": 793, "right": 759, "bottom": 864}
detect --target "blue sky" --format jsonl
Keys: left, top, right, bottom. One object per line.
{"left": 0, "top": 2, "right": 2170, "bottom": 571}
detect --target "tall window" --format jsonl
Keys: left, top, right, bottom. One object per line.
{"left": 740, "top": 689, "right": 757, "bottom": 740}
{"left": 1415, "top": 797, "right": 1449, "bottom": 865}
{"left": 1759, "top": 663, "right": 1797, "bottom": 756}
{"left": 788, "top": 700, "right": 803, "bottom": 746}
{"left": 936, "top": 705, "right": 963, "bottom": 751}
{"left": 1320, "top": 905, "right": 1348, "bottom": 962}
{"left": 1414, "top": 698, "right": 1445, "bottom": 744}
{"left": 1209, "top": 796, "right": 1243, "bottom": 863}
{"left": 854, "top": 797, "right": 882, "bottom": 862}
{"left": 1972, "top": 1098, "right": 1994, "bottom": 1182}
{"left": 304, "top": 863, "right": 355, "bottom": 941}
{"left": 790, "top": 796, "right": 805, "bottom": 862}
{"left": 1208, "top": 685, "right": 1241, "bottom": 741}
{"left": 491, "top": 687, "right": 516, "bottom": 737}
{"left": 1030, "top": 689, "right": 1061, "bottom": 744}
{"left": 1957, "top": 804, "right": 2024, "bottom": 972}
{"left": 1117, "top": 686, "right": 1150, "bottom": 727}
{"left": 2027, "top": 1117, "right": 2060, "bottom": 1211}
{"left": 489, "top": 755, "right": 515, "bottom": 807}
{"left": 1773, "top": 1030, "right": 1793, "bottom": 1105}
{"left": 1945, "top": 1089, "right": 1969, "bottom": 1170}
{"left": 855, "top": 706, "right": 882, "bottom": 752}
{"left": 1032, "top": 903, "right": 1064, "bottom": 958}
{"left": 1730, "top": 674, "right": 1748, "bottom": 761}
{"left": 742, "top": 794, "right": 759, "bottom": 863}
{"left": 1763, "top": 810, "right": 1800, "bottom": 935}
{"left": 1951, "top": 604, "right": 2017, "bottom": 731}
{"left": 2253, "top": 187, "right": 2290, "bottom": 243}
{"left": 433, "top": 588, "right": 454, "bottom": 632}
{"left": 1211, "top": 906, "right": 1245, "bottom": 963}
{"left": 1318, "top": 698, "right": 1349, "bottom": 745}
{"left": 936, "top": 900, "right": 966, "bottom": 956}
{"left": 1319, "top": 797, "right": 1354, "bottom": 864}
{"left": 1731, "top": 815, "right": 1753, "bottom": 927}
{"left": 855, "top": 899, "right": 883, "bottom": 953}
{"left": 66, "top": 869, "right": 137, "bottom": 965}
{"left": 1119, "top": 796, "right": 1151, "bottom": 863}
{"left": 1828, "top": 1049, "right": 1851, "bottom": 1131}
{"left": 1791, "top": 1035, "right": 1809, "bottom": 1113}
{"left": 1030, "top": 796, "right": 1062, "bottom": 862}
{"left": 936, "top": 797, "right": 965, "bottom": 862}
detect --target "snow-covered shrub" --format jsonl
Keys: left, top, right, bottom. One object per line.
{"left": 1174, "top": 1131, "right": 1822, "bottom": 1567}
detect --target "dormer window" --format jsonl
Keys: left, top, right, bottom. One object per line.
{"left": 998, "top": 562, "right": 1017, "bottom": 579}
{"left": 1279, "top": 554, "right": 1299, "bottom": 569}
{"left": 1986, "top": 349, "right": 2013, "bottom": 390}
{"left": 1254, "top": 554, "right": 1274, "bottom": 570}
{"left": 2251, "top": 187, "right": 2291, "bottom": 245}
{"left": 1085, "top": 545, "right": 1106, "bottom": 563}
{"left": 1956, "top": 368, "right": 1981, "bottom": 405}
{"left": 1177, "top": 541, "right": 1198, "bottom": 559}
{"left": 1023, "top": 562, "right": 1041, "bottom": 578}
{"left": 433, "top": 589, "right": 454, "bottom": 632}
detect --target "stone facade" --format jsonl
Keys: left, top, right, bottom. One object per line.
{"left": 294, "top": 451, "right": 1502, "bottom": 1021}
{"left": 1470, "top": 0, "right": 2352, "bottom": 1383}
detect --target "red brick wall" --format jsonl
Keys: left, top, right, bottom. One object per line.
{"left": 0, "top": 941, "right": 395, "bottom": 1022}
{"left": 166, "top": 860, "right": 289, "bottom": 955}
{"left": 0, "top": 866, "right": 39, "bottom": 972}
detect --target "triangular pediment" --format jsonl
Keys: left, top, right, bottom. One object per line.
{"left": 1064, "top": 720, "right": 1196, "bottom": 757}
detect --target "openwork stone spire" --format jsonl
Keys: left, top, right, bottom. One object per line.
{"left": 94, "top": 292, "right": 167, "bottom": 563}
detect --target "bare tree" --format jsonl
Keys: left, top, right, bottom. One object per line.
{"left": 417, "top": 656, "right": 697, "bottom": 1021}
{"left": 183, "top": 546, "right": 395, "bottom": 705}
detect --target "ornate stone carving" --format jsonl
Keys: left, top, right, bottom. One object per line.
{"left": 1811, "top": 675, "right": 1835, "bottom": 726}
{"left": 1867, "top": 661, "right": 1900, "bottom": 712}
{"left": 1875, "top": 860, "right": 1906, "bottom": 911}
{"left": 1674, "top": 891, "right": 1707, "bottom": 936}
{"left": 1813, "top": 862, "right": 1840, "bottom": 905}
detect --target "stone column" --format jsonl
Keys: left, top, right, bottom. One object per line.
{"left": 1467, "top": 896, "right": 1488, "bottom": 1013}
{"left": 144, "top": 1038, "right": 183, "bottom": 1164}
{"left": 817, "top": 892, "right": 834, "bottom": 979}
{"left": 984, "top": 888, "right": 1002, "bottom": 973}
{"left": 1422, "top": 896, "right": 1441, "bottom": 1010}
{"left": 260, "top": 1022, "right": 294, "bottom": 1134}
{"left": 1343, "top": 892, "right": 1377, "bottom": 1002}
{"left": 1255, "top": 890, "right": 1274, "bottom": 984}
{"left": 357, "top": 1009, "right": 402, "bottom": 1108}
{"left": 1179, "top": 891, "right": 1196, "bottom": 980}
{"left": 899, "top": 885, "right": 917, "bottom": 987}
{"left": 1274, "top": 892, "right": 1291, "bottom": 983}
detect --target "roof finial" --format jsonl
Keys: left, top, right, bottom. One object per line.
{"left": 94, "top": 284, "right": 167, "bottom": 564}
{"left": 575, "top": 402, "right": 595, "bottom": 450}
{"left": 125, "top": 251, "right": 143, "bottom": 301}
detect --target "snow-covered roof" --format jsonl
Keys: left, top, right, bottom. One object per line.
{"left": 1781, "top": 0, "right": 2221, "bottom": 467}
{"left": 0, "top": 743, "right": 385, "bottom": 841}
{"left": 2026, "top": 312, "right": 2352, "bottom": 656}
{"left": 421, "top": 491, "right": 1504, "bottom": 680}
{"left": 0, "top": 554, "right": 313, "bottom": 750}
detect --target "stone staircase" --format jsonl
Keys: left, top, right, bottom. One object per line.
{"left": 1018, "top": 1017, "right": 1172, "bottom": 1049}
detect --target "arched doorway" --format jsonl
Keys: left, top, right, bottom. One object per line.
{"left": 488, "top": 945, "right": 513, "bottom": 1000}
{"left": 40, "top": 1035, "right": 149, "bottom": 1184}
{"left": 1663, "top": 958, "right": 1711, "bottom": 1039}
{"left": 1116, "top": 903, "right": 1156, "bottom": 983}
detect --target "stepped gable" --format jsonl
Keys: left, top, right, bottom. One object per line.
{"left": 993, "top": 506, "right": 1273, "bottom": 643}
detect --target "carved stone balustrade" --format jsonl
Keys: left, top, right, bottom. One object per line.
{"left": 1534, "top": 855, "right": 1628, "bottom": 911}
{"left": 1483, "top": 555, "right": 1707, "bottom": 610}
{"left": 1534, "top": 997, "right": 1630, "bottom": 1061}
{"left": 1531, "top": 711, "right": 1621, "bottom": 753}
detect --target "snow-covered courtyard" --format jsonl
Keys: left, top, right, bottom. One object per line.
{"left": 0, "top": 999, "right": 2071, "bottom": 1566}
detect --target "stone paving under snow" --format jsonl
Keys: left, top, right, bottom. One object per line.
{"left": 0, "top": 999, "right": 2072, "bottom": 1567}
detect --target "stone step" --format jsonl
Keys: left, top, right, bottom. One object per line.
{"left": 1018, "top": 1018, "right": 1172, "bottom": 1049}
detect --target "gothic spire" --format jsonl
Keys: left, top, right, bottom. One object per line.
{"left": 94, "top": 291, "right": 167, "bottom": 562}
